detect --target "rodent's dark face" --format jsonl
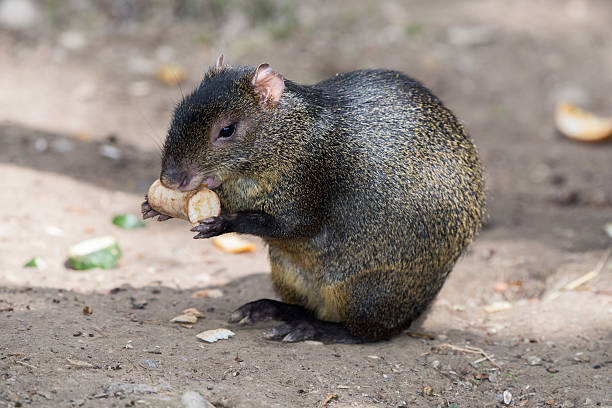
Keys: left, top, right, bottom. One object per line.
{"left": 160, "top": 66, "right": 266, "bottom": 191}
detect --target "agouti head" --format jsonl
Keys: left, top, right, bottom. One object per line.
{"left": 160, "top": 54, "right": 286, "bottom": 191}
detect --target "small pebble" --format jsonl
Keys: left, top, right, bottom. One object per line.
{"left": 528, "top": 356, "right": 542, "bottom": 366}
{"left": 0, "top": 0, "right": 39, "bottom": 30}
{"left": 503, "top": 390, "right": 512, "bottom": 404}
{"left": 33, "top": 137, "right": 48, "bottom": 152}
{"left": 140, "top": 359, "right": 159, "bottom": 369}
{"left": 99, "top": 144, "right": 121, "bottom": 160}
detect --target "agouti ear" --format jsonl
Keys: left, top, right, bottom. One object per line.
{"left": 251, "top": 63, "right": 285, "bottom": 105}
{"left": 214, "top": 53, "right": 223, "bottom": 71}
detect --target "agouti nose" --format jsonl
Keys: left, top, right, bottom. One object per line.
{"left": 160, "top": 169, "right": 193, "bottom": 191}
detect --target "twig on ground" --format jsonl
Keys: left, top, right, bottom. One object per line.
{"left": 16, "top": 360, "right": 39, "bottom": 369}
{"left": 439, "top": 343, "right": 501, "bottom": 369}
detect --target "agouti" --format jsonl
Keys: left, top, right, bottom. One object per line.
{"left": 142, "top": 55, "right": 485, "bottom": 343}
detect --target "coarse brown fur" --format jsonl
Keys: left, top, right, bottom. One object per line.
{"left": 161, "top": 62, "right": 485, "bottom": 341}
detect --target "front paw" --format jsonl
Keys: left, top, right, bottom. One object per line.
{"left": 190, "top": 216, "right": 229, "bottom": 239}
{"left": 141, "top": 195, "right": 172, "bottom": 221}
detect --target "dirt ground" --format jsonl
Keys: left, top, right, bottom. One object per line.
{"left": 1, "top": 1, "right": 611, "bottom": 407}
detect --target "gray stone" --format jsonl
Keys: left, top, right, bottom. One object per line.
{"left": 181, "top": 391, "right": 215, "bottom": 408}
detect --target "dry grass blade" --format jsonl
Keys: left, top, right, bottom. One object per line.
{"left": 16, "top": 360, "right": 39, "bottom": 369}
{"left": 544, "top": 248, "right": 611, "bottom": 301}
{"left": 320, "top": 394, "right": 339, "bottom": 407}
{"left": 440, "top": 343, "right": 501, "bottom": 369}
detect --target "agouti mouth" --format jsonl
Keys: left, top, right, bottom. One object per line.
{"left": 200, "top": 176, "right": 221, "bottom": 190}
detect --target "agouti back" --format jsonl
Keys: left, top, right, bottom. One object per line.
{"left": 157, "top": 56, "right": 485, "bottom": 341}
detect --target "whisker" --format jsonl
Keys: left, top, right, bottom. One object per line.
{"left": 134, "top": 104, "right": 164, "bottom": 152}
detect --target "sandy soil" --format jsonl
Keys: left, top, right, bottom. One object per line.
{"left": 1, "top": 1, "right": 611, "bottom": 407}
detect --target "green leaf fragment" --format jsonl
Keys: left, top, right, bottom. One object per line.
{"left": 112, "top": 214, "right": 145, "bottom": 229}
{"left": 24, "top": 256, "right": 47, "bottom": 269}
{"left": 66, "top": 236, "right": 122, "bottom": 270}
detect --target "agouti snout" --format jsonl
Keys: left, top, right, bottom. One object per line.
{"left": 150, "top": 54, "right": 485, "bottom": 343}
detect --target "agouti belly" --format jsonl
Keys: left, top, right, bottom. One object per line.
{"left": 268, "top": 243, "right": 346, "bottom": 323}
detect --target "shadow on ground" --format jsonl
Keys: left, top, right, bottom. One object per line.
{"left": 0, "top": 122, "right": 160, "bottom": 195}
{"left": 1, "top": 274, "right": 610, "bottom": 407}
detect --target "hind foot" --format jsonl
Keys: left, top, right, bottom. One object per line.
{"left": 228, "top": 298, "right": 364, "bottom": 344}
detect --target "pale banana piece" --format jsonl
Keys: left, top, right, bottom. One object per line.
{"left": 211, "top": 234, "right": 256, "bottom": 253}
{"left": 555, "top": 101, "right": 612, "bottom": 142}
{"left": 147, "top": 179, "right": 221, "bottom": 225}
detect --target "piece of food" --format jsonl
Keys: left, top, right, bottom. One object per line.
{"left": 170, "top": 314, "right": 198, "bottom": 324}
{"left": 191, "top": 289, "right": 224, "bottom": 298}
{"left": 182, "top": 308, "right": 204, "bottom": 317}
{"left": 147, "top": 179, "right": 221, "bottom": 225}
{"left": 66, "top": 236, "right": 122, "bottom": 270}
{"left": 555, "top": 101, "right": 612, "bottom": 142}
{"left": 482, "top": 301, "right": 512, "bottom": 314}
{"left": 112, "top": 214, "right": 146, "bottom": 229}
{"left": 211, "top": 233, "right": 256, "bottom": 253}
{"left": 24, "top": 256, "right": 47, "bottom": 269}
{"left": 196, "top": 328, "right": 235, "bottom": 343}
{"left": 156, "top": 63, "right": 186, "bottom": 86}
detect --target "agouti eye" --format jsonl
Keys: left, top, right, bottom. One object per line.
{"left": 219, "top": 124, "right": 235, "bottom": 139}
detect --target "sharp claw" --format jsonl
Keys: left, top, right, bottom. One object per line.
{"left": 157, "top": 214, "right": 171, "bottom": 221}
{"left": 263, "top": 329, "right": 280, "bottom": 339}
{"left": 143, "top": 210, "right": 158, "bottom": 219}
{"left": 238, "top": 316, "right": 252, "bottom": 325}
{"left": 191, "top": 225, "right": 212, "bottom": 233}
{"left": 194, "top": 232, "right": 207, "bottom": 239}
{"left": 227, "top": 311, "right": 243, "bottom": 324}
{"left": 198, "top": 217, "right": 216, "bottom": 225}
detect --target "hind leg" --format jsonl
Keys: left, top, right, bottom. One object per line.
{"left": 228, "top": 248, "right": 364, "bottom": 343}
{"left": 341, "top": 267, "right": 444, "bottom": 341}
